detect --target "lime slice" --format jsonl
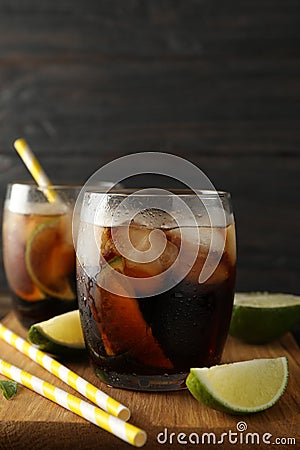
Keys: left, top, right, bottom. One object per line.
{"left": 186, "top": 357, "right": 288, "bottom": 415}
{"left": 229, "top": 292, "right": 300, "bottom": 344}
{"left": 28, "top": 310, "right": 85, "bottom": 355}
{"left": 95, "top": 256, "right": 173, "bottom": 368}
{"left": 25, "top": 218, "right": 75, "bottom": 301}
{"left": 105, "top": 255, "right": 125, "bottom": 273}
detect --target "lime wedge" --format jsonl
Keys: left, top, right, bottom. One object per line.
{"left": 229, "top": 292, "right": 300, "bottom": 344}
{"left": 25, "top": 218, "right": 75, "bottom": 301}
{"left": 186, "top": 357, "right": 288, "bottom": 415}
{"left": 28, "top": 310, "right": 85, "bottom": 355}
{"left": 95, "top": 257, "right": 173, "bottom": 368}
{"left": 105, "top": 255, "right": 125, "bottom": 273}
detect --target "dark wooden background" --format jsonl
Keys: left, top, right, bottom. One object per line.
{"left": 0, "top": 0, "right": 300, "bottom": 297}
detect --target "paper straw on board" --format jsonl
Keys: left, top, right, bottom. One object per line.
{"left": 0, "top": 323, "right": 130, "bottom": 422}
{"left": 0, "top": 359, "right": 146, "bottom": 448}
{"left": 13, "top": 138, "right": 57, "bottom": 203}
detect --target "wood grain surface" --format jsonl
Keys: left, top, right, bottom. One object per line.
{"left": 0, "top": 0, "right": 300, "bottom": 298}
{"left": 0, "top": 312, "right": 299, "bottom": 450}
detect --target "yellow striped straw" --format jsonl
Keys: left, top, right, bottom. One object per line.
{"left": 0, "top": 323, "right": 130, "bottom": 421}
{"left": 13, "top": 138, "right": 57, "bottom": 203}
{"left": 0, "top": 358, "right": 146, "bottom": 447}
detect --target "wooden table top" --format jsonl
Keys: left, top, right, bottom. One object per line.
{"left": 0, "top": 310, "right": 299, "bottom": 450}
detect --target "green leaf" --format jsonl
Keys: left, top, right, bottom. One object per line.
{"left": 0, "top": 380, "right": 18, "bottom": 400}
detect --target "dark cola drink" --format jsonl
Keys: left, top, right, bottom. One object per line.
{"left": 3, "top": 184, "right": 79, "bottom": 328}
{"left": 76, "top": 192, "right": 236, "bottom": 391}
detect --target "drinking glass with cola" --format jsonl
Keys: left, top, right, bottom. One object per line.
{"left": 2, "top": 183, "right": 81, "bottom": 327}
{"left": 76, "top": 189, "right": 236, "bottom": 391}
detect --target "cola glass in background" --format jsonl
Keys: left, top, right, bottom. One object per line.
{"left": 2, "top": 183, "right": 81, "bottom": 327}
{"left": 76, "top": 190, "right": 236, "bottom": 391}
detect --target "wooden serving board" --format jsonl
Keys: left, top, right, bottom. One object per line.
{"left": 0, "top": 312, "right": 299, "bottom": 450}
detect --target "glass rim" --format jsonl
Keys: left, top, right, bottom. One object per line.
{"left": 82, "top": 188, "right": 231, "bottom": 198}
